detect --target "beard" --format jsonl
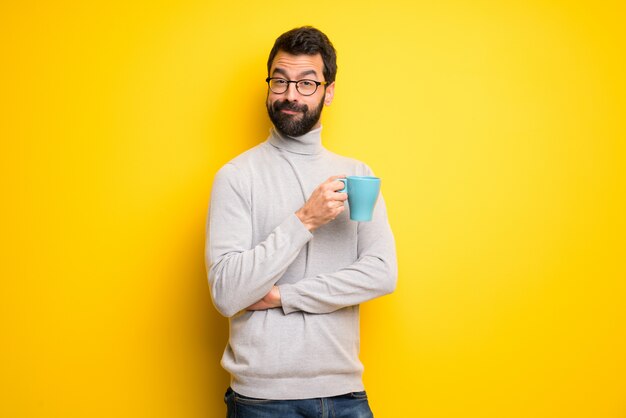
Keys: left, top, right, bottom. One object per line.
{"left": 267, "top": 95, "right": 325, "bottom": 137}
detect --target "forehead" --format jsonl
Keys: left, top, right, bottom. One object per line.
{"left": 270, "top": 51, "right": 324, "bottom": 78}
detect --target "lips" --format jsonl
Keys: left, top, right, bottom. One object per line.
{"left": 274, "top": 101, "right": 307, "bottom": 114}
{"left": 267, "top": 95, "right": 324, "bottom": 137}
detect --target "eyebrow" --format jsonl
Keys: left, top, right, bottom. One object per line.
{"left": 272, "top": 67, "right": 319, "bottom": 79}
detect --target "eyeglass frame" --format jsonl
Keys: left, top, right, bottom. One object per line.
{"left": 265, "top": 77, "right": 329, "bottom": 96}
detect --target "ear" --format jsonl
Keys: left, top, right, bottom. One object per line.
{"left": 324, "top": 82, "right": 335, "bottom": 106}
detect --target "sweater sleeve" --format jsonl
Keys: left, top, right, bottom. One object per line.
{"left": 205, "top": 163, "right": 313, "bottom": 317}
{"left": 279, "top": 192, "right": 398, "bottom": 315}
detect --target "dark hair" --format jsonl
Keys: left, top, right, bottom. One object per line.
{"left": 267, "top": 26, "right": 337, "bottom": 84}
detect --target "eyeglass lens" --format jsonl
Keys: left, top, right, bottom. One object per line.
{"left": 269, "top": 79, "right": 318, "bottom": 96}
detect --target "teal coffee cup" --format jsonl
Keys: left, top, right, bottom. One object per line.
{"left": 338, "top": 176, "right": 381, "bottom": 222}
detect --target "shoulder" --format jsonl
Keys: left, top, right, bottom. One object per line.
{"left": 226, "top": 142, "right": 271, "bottom": 168}
{"left": 215, "top": 142, "right": 274, "bottom": 178}
{"left": 212, "top": 143, "right": 270, "bottom": 190}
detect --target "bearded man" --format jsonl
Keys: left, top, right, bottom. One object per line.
{"left": 206, "top": 26, "right": 397, "bottom": 418}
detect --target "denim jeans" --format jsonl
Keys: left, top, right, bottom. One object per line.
{"left": 224, "top": 387, "right": 374, "bottom": 418}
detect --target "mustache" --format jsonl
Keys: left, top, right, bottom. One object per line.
{"left": 273, "top": 100, "right": 308, "bottom": 113}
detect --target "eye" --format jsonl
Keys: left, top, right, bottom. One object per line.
{"left": 299, "top": 80, "right": 315, "bottom": 87}
{"left": 274, "top": 78, "right": 288, "bottom": 85}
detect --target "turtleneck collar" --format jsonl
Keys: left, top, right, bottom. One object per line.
{"left": 267, "top": 125, "right": 324, "bottom": 155}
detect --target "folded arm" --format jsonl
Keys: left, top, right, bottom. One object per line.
{"left": 278, "top": 194, "right": 397, "bottom": 314}
{"left": 206, "top": 164, "right": 312, "bottom": 317}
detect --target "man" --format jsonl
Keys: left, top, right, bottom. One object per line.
{"left": 206, "top": 26, "right": 397, "bottom": 417}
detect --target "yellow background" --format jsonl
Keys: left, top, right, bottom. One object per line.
{"left": 2, "top": 1, "right": 625, "bottom": 417}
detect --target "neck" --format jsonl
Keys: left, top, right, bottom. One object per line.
{"left": 268, "top": 125, "right": 324, "bottom": 155}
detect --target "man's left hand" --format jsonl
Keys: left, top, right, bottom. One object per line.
{"left": 247, "top": 286, "right": 282, "bottom": 311}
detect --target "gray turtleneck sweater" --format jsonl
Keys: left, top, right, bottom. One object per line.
{"left": 206, "top": 126, "right": 397, "bottom": 400}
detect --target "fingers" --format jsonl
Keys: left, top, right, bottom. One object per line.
{"left": 332, "top": 204, "right": 346, "bottom": 219}
{"left": 299, "top": 175, "right": 348, "bottom": 230}
{"left": 325, "top": 199, "right": 345, "bottom": 209}
{"left": 326, "top": 203, "right": 345, "bottom": 221}
{"left": 332, "top": 180, "right": 348, "bottom": 194}
{"left": 334, "top": 189, "right": 348, "bottom": 200}
{"left": 323, "top": 175, "right": 348, "bottom": 194}
{"left": 320, "top": 186, "right": 347, "bottom": 203}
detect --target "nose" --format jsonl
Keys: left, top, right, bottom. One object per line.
{"left": 284, "top": 82, "right": 299, "bottom": 101}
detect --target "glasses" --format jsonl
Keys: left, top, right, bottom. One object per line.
{"left": 266, "top": 77, "right": 328, "bottom": 96}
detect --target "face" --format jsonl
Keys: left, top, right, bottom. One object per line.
{"left": 266, "top": 51, "right": 335, "bottom": 137}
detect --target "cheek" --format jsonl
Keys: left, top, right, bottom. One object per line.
{"left": 268, "top": 94, "right": 284, "bottom": 106}
{"left": 267, "top": 96, "right": 278, "bottom": 109}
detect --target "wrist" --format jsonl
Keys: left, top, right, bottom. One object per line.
{"left": 295, "top": 208, "right": 317, "bottom": 231}
{"left": 271, "top": 286, "right": 282, "bottom": 308}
